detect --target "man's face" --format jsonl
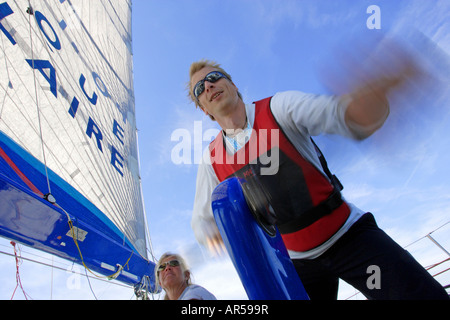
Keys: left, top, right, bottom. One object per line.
{"left": 190, "top": 66, "right": 239, "bottom": 119}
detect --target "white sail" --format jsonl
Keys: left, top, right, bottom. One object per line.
{"left": 0, "top": 0, "right": 148, "bottom": 261}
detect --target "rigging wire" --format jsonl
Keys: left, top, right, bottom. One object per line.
{"left": 1, "top": 243, "right": 158, "bottom": 300}
{"left": 25, "top": 1, "right": 134, "bottom": 290}
{"left": 0, "top": 29, "right": 13, "bottom": 120}
{"left": 50, "top": 255, "right": 53, "bottom": 300}
{"left": 0, "top": 2, "right": 154, "bottom": 300}
{"left": 26, "top": 2, "right": 51, "bottom": 195}
{"left": 344, "top": 222, "right": 450, "bottom": 299}
{"left": 0, "top": 247, "right": 131, "bottom": 289}
{"left": 27, "top": 0, "right": 148, "bottom": 266}
{"left": 2, "top": 218, "right": 448, "bottom": 299}
{"left": 135, "top": 130, "right": 158, "bottom": 264}
{"left": 403, "top": 219, "right": 450, "bottom": 249}
{"left": 27, "top": 2, "right": 97, "bottom": 297}
{"left": 84, "top": 265, "right": 98, "bottom": 300}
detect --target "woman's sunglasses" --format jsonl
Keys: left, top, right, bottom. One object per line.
{"left": 193, "top": 71, "right": 229, "bottom": 100}
{"left": 157, "top": 259, "right": 180, "bottom": 273}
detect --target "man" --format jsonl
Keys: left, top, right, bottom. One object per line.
{"left": 188, "top": 58, "right": 448, "bottom": 299}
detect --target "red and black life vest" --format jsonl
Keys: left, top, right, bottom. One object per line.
{"left": 209, "top": 97, "right": 350, "bottom": 251}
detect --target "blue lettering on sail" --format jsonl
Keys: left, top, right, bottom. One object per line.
{"left": 59, "top": 19, "right": 67, "bottom": 30}
{"left": 113, "top": 120, "right": 125, "bottom": 145}
{"left": 0, "top": 2, "right": 15, "bottom": 45}
{"left": 93, "top": 72, "right": 110, "bottom": 98}
{"left": 35, "top": 10, "right": 61, "bottom": 51}
{"left": 79, "top": 74, "right": 98, "bottom": 105}
{"left": 111, "top": 146, "right": 124, "bottom": 176}
{"left": 2, "top": 1, "right": 129, "bottom": 177}
{"left": 68, "top": 97, "right": 79, "bottom": 118}
{"left": 86, "top": 117, "right": 103, "bottom": 152}
{"left": 25, "top": 59, "right": 58, "bottom": 98}
{"left": 71, "top": 41, "right": 79, "bottom": 54}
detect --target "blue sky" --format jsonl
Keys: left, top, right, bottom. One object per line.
{"left": 1, "top": 0, "right": 449, "bottom": 300}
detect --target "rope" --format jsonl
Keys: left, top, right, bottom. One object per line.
{"left": 55, "top": 202, "right": 134, "bottom": 281}
{"left": 10, "top": 241, "right": 32, "bottom": 300}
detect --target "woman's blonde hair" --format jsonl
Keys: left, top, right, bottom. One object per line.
{"left": 155, "top": 252, "right": 192, "bottom": 300}
{"left": 187, "top": 59, "right": 243, "bottom": 119}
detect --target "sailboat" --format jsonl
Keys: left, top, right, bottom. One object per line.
{"left": 2, "top": 1, "right": 448, "bottom": 301}
{"left": 0, "top": 0, "right": 157, "bottom": 294}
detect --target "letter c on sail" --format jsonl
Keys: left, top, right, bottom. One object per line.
{"left": 79, "top": 73, "right": 98, "bottom": 105}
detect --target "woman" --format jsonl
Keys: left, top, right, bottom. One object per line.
{"left": 155, "top": 252, "right": 216, "bottom": 300}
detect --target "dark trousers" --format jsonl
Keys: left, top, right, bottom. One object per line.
{"left": 292, "top": 213, "right": 449, "bottom": 300}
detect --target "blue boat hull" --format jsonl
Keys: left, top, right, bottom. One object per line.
{"left": 0, "top": 132, "right": 157, "bottom": 288}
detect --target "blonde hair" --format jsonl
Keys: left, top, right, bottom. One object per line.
{"left": 155, "top": 252, "right": 192, "bottom": 300}
{"left": 187, "top": 59, "right": 243, "bottom": 119}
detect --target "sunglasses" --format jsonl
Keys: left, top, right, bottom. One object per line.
{"left": 193, "top": 71, "right": 229, "bottom": 100}
{"left": 157, "top": 259, "right": 180, "bottom": 273}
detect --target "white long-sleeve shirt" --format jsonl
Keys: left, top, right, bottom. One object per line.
{"left": 178, "top": 284, "right": 217, "bottom": 300}
{"left": 191, "top": 90, "right": 386, "bottom": 259}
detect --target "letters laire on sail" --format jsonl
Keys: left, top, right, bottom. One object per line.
{"left": 0, "top": 0, "right": 156, "bottom": 288}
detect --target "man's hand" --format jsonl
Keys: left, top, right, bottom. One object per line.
{"left": 345, "top": 48, "right": 424, "bottom": 138}
{"left": 320, "top": 33, "right": 429, "bottom": 139}
{"left": 206, "top": 232, "right": 226, "bottom": 257}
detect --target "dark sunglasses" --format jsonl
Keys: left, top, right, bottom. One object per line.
{"left": 193, "top": 71, "right": 229, "bottom": 100}
{"left": 157, "top": 259, "right": 180, "bottom": 273}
